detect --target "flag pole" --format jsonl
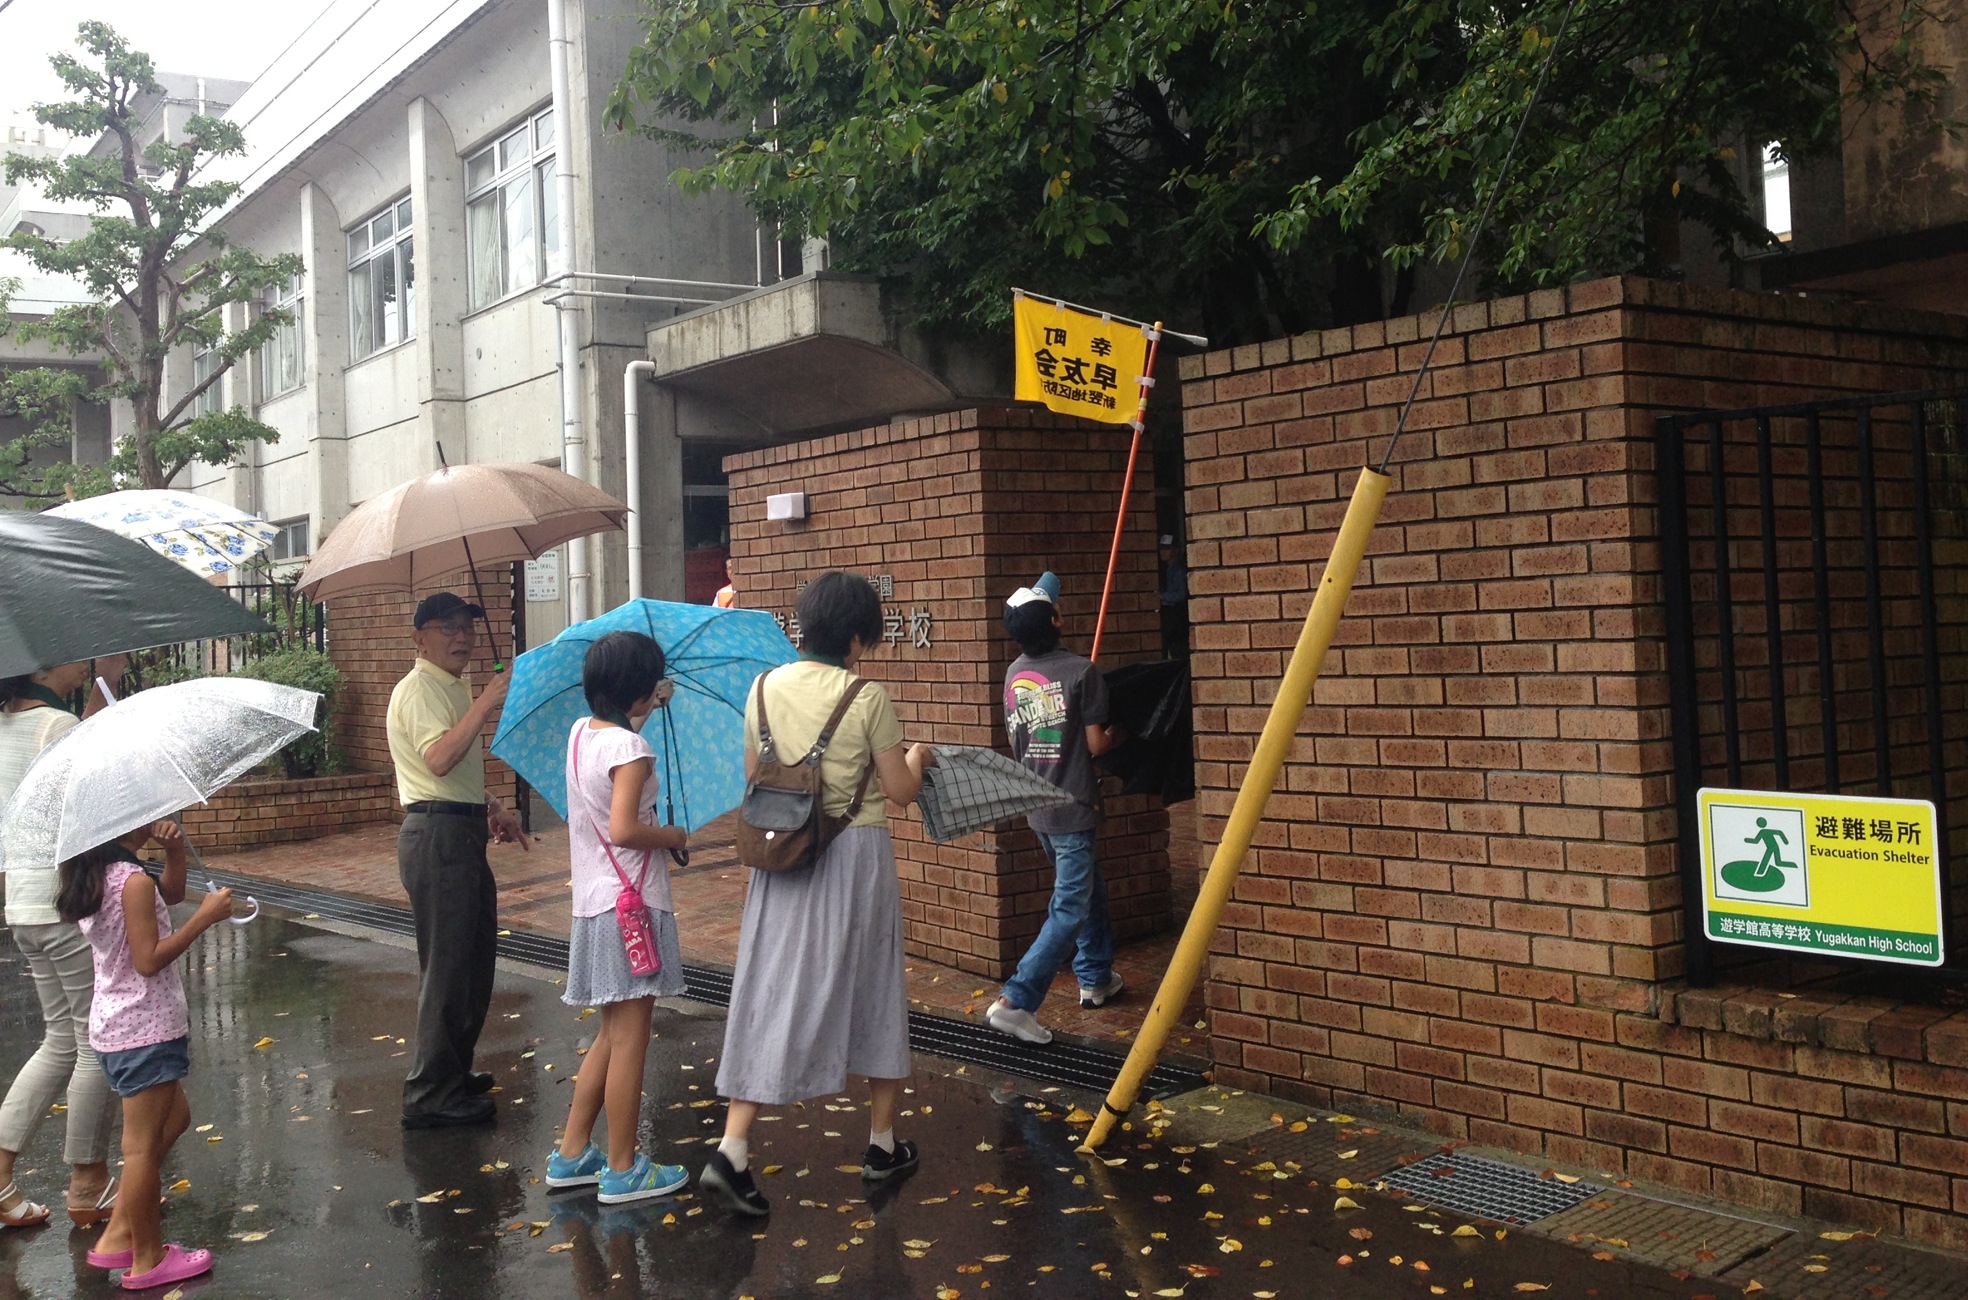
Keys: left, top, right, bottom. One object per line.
{"left": 1088, "top": 322, "right": 1163, "bottom": 665}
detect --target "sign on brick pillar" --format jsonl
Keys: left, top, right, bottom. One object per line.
{"left": 726, "top": 407, "right": 1172, "bottom": 979}
{"left": 324, "top": 564, "right": 519, "bottom": 810}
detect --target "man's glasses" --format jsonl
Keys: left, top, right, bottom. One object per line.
{"left": 428, "top": 620, "right": 477, "bottom": 638}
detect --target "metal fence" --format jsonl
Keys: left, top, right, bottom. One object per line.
{"left": 1657, "top": 387, "right": 1968, "bottom": 984}
{"left": 132, "top": 578, "right": 328, "bottom": 685}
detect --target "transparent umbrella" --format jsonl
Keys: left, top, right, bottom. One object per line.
{"left": 0, "top": 679, "right": 318, "bottom": 871}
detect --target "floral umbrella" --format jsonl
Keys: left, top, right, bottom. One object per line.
{"left": 47, "top": 489, "right": 279, "bottom": 578}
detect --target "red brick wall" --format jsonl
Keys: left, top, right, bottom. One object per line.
{"left": 726, "top": 407, "right": 1171, "bottom": 978}
{"left": 180, "top": 772, "right": 398, "bottom": 853}
{"left": 1182, "top": 276, "right": 1968, "bottom": 1246}
{"left": 324, "top": 566, "right": 519, "bottom": 811}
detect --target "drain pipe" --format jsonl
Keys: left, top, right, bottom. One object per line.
{"left": 547, "top": 0, "right": 590, "bottom": 622}
{"left": 623, "top": 360, "right": 655, "bottom": 600}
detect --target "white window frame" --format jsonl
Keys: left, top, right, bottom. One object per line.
{"left": 348, "top": 196, "right": 415, "bottom": 360}
{"left": 1761, "top": 143, "right": 1792, "bottom": 243}
{"left": 267, "top": 517, "right": 310, "bottom": 562}
{"left": 464, "top": 107, "right": 559, "bottom": 311}
{"left": 190, "top": 347, "right": 222, "bottom": 419}
{"left": 260, "top": 272, "right": 306, "bottom": 399}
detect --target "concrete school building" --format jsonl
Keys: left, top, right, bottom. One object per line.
{"left": 167, "top": 0, "right": 782, "bottom": 639}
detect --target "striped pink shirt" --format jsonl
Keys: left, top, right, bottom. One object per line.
{"left": 78, "top": 861, "right": 190, "bottom": 1053}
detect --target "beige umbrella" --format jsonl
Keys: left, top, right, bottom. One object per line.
{"left": 297, "top": 460, "right": 627, "bottom": 663}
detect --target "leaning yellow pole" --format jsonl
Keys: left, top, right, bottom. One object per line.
{"left": 1081, "top": 464, "right": 1391, "bottom": 1153}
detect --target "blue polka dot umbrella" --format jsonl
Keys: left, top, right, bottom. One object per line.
{"left": 491, "top": 600, "right": 796, "bottom": 832}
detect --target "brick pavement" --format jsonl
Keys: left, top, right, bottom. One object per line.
{"left": 206, "top": 803, "right": 1209, "bottom": 1055}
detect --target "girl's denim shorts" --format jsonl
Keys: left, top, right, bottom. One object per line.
{"left": 98, "top": 1036, "right": 190, "bottom": 1098}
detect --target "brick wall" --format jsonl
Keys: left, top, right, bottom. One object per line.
{"left": 1181, "top": 275, "right": 1968, "bottom": 1246}
{"left": 726, "top": 407, "right": 1171, "bottom": 978}
{"left": 180, "top": 771, "right": 398, "bottom": 853}
{"left": 324, "top": 566, "right": 519, "bottom": 811}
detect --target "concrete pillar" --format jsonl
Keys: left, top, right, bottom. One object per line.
{"left": 300, "top": 182, "right": 351, "bottom": 536}
{"left": 222, "top": 297, "right": 258, "bottom": 515}
{"left": 408, "top": 98, "right": 468, "bottom": 468}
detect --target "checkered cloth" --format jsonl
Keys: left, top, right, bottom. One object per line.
{"left": 915, "top": 744, "right": 1075, "bottom": 842}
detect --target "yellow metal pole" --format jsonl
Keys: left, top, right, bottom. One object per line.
{"left": 1081, "top": 465, "right": 1391, "bottom": 1153}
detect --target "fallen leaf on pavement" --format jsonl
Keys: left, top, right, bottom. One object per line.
{"left": 1513, "top": 1285, "right": 1549, "bottom": 1292}
{"left": 1451, "top": 1226, "right": 1479, "bottom": 1238}
{"left": 167, "top": 1179, "right": 190, "bottom": 1193}
{"left": 1334, "top": 1197, "right": 1360, "bottom": 1210}
{"left": 253, "top": 1037, "right": 274, "bottom": 1050}
{"left": 546, "top": 1243, "right": 573, "bottom": 1253}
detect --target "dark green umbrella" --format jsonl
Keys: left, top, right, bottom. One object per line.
{"left": 0, "top": 510, "right": 272, "bottom": 677}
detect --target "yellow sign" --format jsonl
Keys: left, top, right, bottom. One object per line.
{"left": 1698, "top": 787, "right": 1944, "bottom": 966}
{"left": 1012, "top": 293, "right": 1150, "bottom": 424}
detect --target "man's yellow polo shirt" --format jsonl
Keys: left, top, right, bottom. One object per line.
{"left": 387, "top": 656, "right": 486, "bottom": 807}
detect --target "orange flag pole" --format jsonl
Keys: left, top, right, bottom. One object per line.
{"left": 1088, "top": 322, "right": 1164, "bottom": 665}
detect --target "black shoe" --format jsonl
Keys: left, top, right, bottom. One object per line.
{"left": 401, "top": 1095, "right": 496, "bottom": 1129}
{"left": 462, "top": 1071, "right": 496, "bottom": 1096}
{"left": 860, "top": 1139, "right": 919, "bottom": 1182}
{"left": 698, "top": 1151, "right": 770, "bottom": 1217}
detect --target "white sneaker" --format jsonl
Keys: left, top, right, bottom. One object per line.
{"left": 986, "top": 1000, "right": 1053, "bottom": 1045}
{"left": 1079, "top": 973, "right": 1125, "bottom": 1008}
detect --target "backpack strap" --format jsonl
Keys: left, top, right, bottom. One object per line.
{"left": 805, "top": 678, "right": 870, "bottom": 765}
{"left": 753, "top": 672, "right": 779, "bottom": 763}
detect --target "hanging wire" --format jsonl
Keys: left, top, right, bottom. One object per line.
{"left": 1376, "top": 0, "right": 1585, "bottom": 475}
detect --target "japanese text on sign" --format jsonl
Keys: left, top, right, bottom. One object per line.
{"left": 1013, "top": 294, "right": 1149, "bottom": 425}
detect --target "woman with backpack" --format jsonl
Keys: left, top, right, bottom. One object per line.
{"left": 699, "top": 572, "right": 935, "bottom": 1217}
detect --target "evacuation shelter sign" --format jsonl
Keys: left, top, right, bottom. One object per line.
{"left": 1698, "top": 787, "right": 1944, "bottom": 966}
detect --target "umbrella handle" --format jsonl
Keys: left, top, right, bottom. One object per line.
{"left": 202, "top": 880, "right": 259, "bottom": 926}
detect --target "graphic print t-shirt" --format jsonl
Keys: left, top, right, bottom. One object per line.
{"left": 1004, "top": 648, "right": 1110, "bottom": 835}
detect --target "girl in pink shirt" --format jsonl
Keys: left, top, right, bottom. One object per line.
{"left": 545, "top": 631, "right": 693, "bottom": 1205}
{"left": 57, "top": 820, "right": 234, "bottom": 1292}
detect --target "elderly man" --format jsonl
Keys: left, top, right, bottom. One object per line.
{"left": 387, "top": 592, "right": 529, "bottom": 1129}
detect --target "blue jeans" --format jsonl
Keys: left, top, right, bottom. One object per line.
{"left": 1001, "top": 830, "right": 1112, "bottom": 1012}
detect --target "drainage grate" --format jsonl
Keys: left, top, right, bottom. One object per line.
{"left": 1373, "top": 1152, "right": 1601, "bottom": 1225}
{"left": 209, "top": 870, "right": 1206, "bottom": 1100}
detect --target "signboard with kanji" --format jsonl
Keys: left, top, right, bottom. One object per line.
{"left": 1012, "top": 293, "right": 1150, "bottom": 424}
{"left": 1698, "top": 787, "right": 1944, "bottom": 966}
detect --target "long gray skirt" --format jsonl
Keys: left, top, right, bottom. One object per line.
{"left": 714, "top": 826, "right": 911, "bottom": 1105}
{"left": 562, "top": 910, "right": 687, "bottom": 1007}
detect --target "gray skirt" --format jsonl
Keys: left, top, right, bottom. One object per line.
{"left": 562, "top": 909, "right": 686, "bottom": 1007}
{"left": 714, "top": 826, "right": 911, "bottom": 1105}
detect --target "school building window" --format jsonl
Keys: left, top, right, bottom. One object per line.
{"left": 260, "top": 273, "right": 306, "bottom": 399}
{"left": 1762, "top": 143, "right": 1792, "bottom": 242}
{"left": 268, "top": 517, "right": 310, "bottom": 561}
{"left": 190, "top": 348, "right": 222, "bottom": 418}
{"left": 465, "top": 107, "right": 558, "bottom": 310}
{"left": 349, "top": 196, "right": 415, "bottom": 359}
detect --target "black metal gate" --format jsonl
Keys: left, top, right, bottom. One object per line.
{"left": 1657, "top": 387, "right": 1968, "bottom": 985}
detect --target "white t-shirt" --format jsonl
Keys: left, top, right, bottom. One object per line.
{"left": 0, "top": 705, "right": 81, "bottom": 925}
{"left": 565, "top": 719, "right": 673, "bottom": 919}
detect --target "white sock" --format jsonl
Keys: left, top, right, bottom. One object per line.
{"left": 869, "top": 1127, "right": 895, "bottom": 1154}
{"left": 717, "top": 1136, "right": 749, "bottom": 1173}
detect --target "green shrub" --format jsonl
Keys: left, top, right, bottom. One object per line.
{"left": 231, "top": 647, "right": 344, "bottom": 778}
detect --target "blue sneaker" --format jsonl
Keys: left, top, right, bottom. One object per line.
{"left": 545, "top": 1143, "right": 608, "bottom": 1189}
{"left": 597, "top": 1154, "right": 690, "bottom": 1205}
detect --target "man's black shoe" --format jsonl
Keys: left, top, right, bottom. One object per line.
{"left": 462, "top": 1071, "right": 496, "bottom": 1095}
{"left": 699, "top": 1151, "right": 770, "bottom": 1217}
{"left": 401, "top": 1095, "right": 496, "bottom": 1130}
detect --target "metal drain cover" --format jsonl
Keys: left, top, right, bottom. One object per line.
{"left": 1374, "top": 1152, "right": 1600, "bottom": 1225}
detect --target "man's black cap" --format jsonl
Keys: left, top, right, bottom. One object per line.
{"left": 413, "top": 591, "right": 486, "bottom": 629}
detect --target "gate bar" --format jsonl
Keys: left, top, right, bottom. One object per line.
{"left": 1856, "top": 406, "right": 1891, "bottom": 790}
{"left": 1755, "top": 414, "right": 1789, "bottom": 789}
{"left": 1806, "top": 409, "right": 1839, "bottom": 793}
{"left": 1708, "top": 417, "right": 1743, "bottom": 787}
{"left": 1655, "top": 416, "right": 1715, "bottom": 985}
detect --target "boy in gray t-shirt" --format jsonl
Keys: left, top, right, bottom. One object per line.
{"left": 986, "top": 572, "right": 1125, "bottom": 1045}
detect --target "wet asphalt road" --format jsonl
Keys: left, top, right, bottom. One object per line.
{"left": 0, "top": 912, "right": 1730, "bottom": 1298}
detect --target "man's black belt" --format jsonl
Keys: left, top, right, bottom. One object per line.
{"left": 404, "top": 800, "right": 488, "bottom": 818}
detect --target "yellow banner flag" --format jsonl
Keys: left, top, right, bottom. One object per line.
{"left": 1013, "top": 293, "right": 1150, "bottom": 424}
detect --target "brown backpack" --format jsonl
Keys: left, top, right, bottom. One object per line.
{"left": 735, "top": 671, "right": 876, "bottom": 873}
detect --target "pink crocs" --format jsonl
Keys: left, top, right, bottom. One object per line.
{"left": 86, "top": 1245, "right": 134, "bottom": 1269}
{"left": 119, "top": 1243, "right": 212, "bottom": 1291}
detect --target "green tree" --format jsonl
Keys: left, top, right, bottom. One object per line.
{"left": 607, "top": 0, "right": 1942, "bottom": 348}
{"left": 0, "top": 22, "right": 302, "bottom": 501}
